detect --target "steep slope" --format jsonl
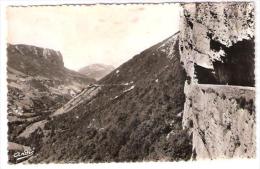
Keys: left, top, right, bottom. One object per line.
{"left": 30, "top": 32, "right": 192, "bottom": 163}
{"left": 7, "top": 44, "right": 95, "bottom": 163}
{"left": 78, "top": 64, "right": 115, "bottom": 80}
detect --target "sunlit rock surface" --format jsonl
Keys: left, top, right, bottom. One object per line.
{"left": 179, "top": 2, "right": 255, "bottom": 159}
{"left": 183, "top": 85, "right": 255, "bottom": 159}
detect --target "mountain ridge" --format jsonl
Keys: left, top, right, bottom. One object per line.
{"left": 78, "top": 63, "right": 115, "bottom": 80}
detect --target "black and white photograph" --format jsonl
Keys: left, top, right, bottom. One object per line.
{"left": 0, "top": 0, "right": 258, "bottom": 168}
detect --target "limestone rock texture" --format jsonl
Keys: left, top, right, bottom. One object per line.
{"left": 185, "top": 85, "right": 255, "bottom": 159}
{"left": 8, "top": 44, "right": 64, "bottom": 68}
{"left": 179, "top": 2, "right": 255, "bottom": 159}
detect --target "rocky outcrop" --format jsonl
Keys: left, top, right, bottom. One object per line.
{"left": 184, "top": 84, "right": 255, "bottom": 159}
{"left": 8, "top": 44, "right": 64, "bottom": 69}
{"left": 7, "top": 44, "right": 95, "bottom": 84}
{"left": 179, "top": 2, "right": 255, "bottom": 159}
{"left": 179, "top": 2, "right": 255, "bottom": 86}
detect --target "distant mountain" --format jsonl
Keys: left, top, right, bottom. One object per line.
{"left": 78, "top": 64, "right": 115, "bottom": 80}
{"left": 30, "top": 32, "right": 192, "bottom": 163}
{"left": 7, "top": 44, "right": 95, "bottom": 163}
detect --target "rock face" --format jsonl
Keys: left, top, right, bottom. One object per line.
{"left": 78, "top": 64, "right": 115, "bottom": 80}
{"left": 9, "top": 44, "right": 64, "bottom": 67}
{"left": 184, "top": 85, "right": 255, "bottom": 159}
{"left": 179, "top": 2, "right": 255, "bottom": 159}
{"left": 179, "top": 3, "right": 255, "bottom": 86}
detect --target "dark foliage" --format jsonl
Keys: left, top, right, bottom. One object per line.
{"left": 30, "top": 34, "right": 192, "bottom": 163}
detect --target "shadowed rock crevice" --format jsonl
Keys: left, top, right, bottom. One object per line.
{"left": 195, "top": 39, "right": 255, "bottom": 86}
{"left": 194, "top": 64, "right": 217, "bottom": 84}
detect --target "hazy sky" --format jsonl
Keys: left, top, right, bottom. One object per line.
{"left": 7, "top": 4, "right": 180, "bottom": 71}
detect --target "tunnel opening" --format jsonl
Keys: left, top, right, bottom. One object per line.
{"left": 195, "top": 38, "right": 255, "bottom": 87}
{"left": 194, "top": 64, "right": 217, "bottom": 84}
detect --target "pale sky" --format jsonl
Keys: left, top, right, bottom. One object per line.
{"left": 7, "top": 4, "right": 180, "bottom": 71}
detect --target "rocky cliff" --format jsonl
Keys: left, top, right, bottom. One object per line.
{"left": 7, "top": 44, "right": 95, "bottom": 85}
{"left": 179, "top": 2, "right": 255, "bottom": 159}
{"left": 8, "top": 44, "right": 64, "bottom": 67}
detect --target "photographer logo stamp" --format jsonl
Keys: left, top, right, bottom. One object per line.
{"left": 13, "top": 147, "right": 35, "bottom": 161}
